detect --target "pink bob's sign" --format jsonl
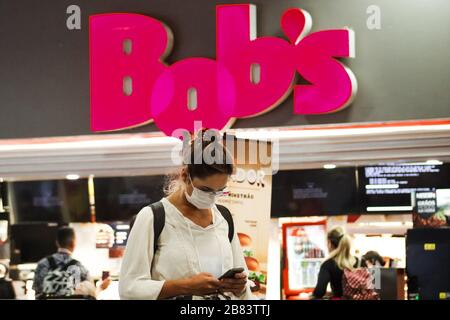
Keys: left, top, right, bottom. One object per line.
{"left": 90, "top": 4, "right": 357, "bottom": 136}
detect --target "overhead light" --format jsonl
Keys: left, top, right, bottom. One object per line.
{"left": 66, "top": 174, "right": 80, "bottom": 180}
{"left": 367, "top": 206, "right": 413, "bottom": 212}
{"left": 323, "top": 164, "right": 336, "bottom": 169}
{"left": 426, "top": 160, "right": 443, "bottom": 165}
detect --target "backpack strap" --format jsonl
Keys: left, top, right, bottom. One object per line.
{"left": 60, "top": 259, "right": 80, "bottom": 272}
{"left": 147, "top": 201, "right": 234, "bottom": 257}
{"left": 216, "top": 204, "right": 234, "bottom": 243}
{"left": 47, "top": 256, "right": 57, "bottom": 270}
{"left": 47, "top": 256, "right": 79, "bottom": 272}
{"left": 148, "top": 201, "right": 166, "bottom": 255}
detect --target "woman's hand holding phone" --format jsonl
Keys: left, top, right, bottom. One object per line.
{"left": 182, "top": 270, "right": 247, "bottom": 297}
{"left": 186, "top": 272, "right": 222, "bottom": 296}
{"left": 219, "top": 272, "right": 248, "bottom": 296}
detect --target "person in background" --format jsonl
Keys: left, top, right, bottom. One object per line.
{"left": 311, "top": 227, "right": 358, "bottom": 299}
{"left": 119, "top": 129, "right": 252, "bottom": 300}
{"left": 0, "top": 261, "right": 15, "bottom": 299}
{"left": 33, "top": 226, "right": 111, "bottom": 299}
{"left": 361, "top": 251, "right": 386, "bottom": 268}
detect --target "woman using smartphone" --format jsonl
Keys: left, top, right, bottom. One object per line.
{"left": 119, "top": 130, "right": 252, "bottom": 300}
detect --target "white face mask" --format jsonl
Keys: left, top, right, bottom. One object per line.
{"left": 184, "top": 175, "right": 224, "bottom": 209}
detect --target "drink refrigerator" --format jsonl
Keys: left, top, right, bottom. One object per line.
{"left": 282, "top": 221, "right": 328, "bottom": 299}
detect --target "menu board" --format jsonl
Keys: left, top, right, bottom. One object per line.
{"left": 95, "top": 222, "right": 130, "bottom": 248}
{"left": 359, "top": 164, "right": 450, "bottom": 213}
{"left": 271, "top": 168, "right": 358, "bottom": 217}
{"left": 8, "top": 179, "right": 91, "bottom": 223}
{"left": 413, "top": 189, "right": 450, "bottom": 227}
{"left": 10, "top": 223, "right": 59, "bottom": 263}
{"left": 94, "top": 175, "right": 166, "bottom": 222}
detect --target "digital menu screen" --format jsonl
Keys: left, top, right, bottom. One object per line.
{"left": 271, "top": 168, "right": 359, "bottom": 217}
{"left": 95, "top": 222, "right": 130, "bottom": 249}
{"left": 10, "top": 223, "right": 59, "bottom": 263}
{"left": 8, "top": 179, "right": 90, "bottom": 223}
{"left": 413, "top": 189, "right": 450, "bottom": 227}
{"left": 359, "top": 163, "right": 450, "bottom": 213}
{"left": 94, "top": 175, "right": 166, "bottom": 222}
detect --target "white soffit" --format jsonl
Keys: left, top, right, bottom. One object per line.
{"left": 0, "top": 123, "right": 450, "bottom": 180}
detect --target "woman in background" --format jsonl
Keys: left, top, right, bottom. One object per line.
{"left": 311, "top": 227, "right": 358, "bottom": 299}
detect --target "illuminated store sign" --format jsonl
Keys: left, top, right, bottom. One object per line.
{"left": 90, "top": 4, "right": 356, "bottom": 136}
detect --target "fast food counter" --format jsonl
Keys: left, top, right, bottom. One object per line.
{"left": 265, "top": 215, "right": 412, "bottom": 300}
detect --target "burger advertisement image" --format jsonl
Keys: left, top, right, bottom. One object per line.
{"left": 238, "top": 232, "right": 267, "bottom": 295}
{"left": 413, "top": 190, "right": 450, "bottom": 228}
{"left": 216, "top": 139, "right": 272, "bottom": 299}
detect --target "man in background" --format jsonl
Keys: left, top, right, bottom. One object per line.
{"left": 33, "top": 226, "right": 110, "bottom": 299}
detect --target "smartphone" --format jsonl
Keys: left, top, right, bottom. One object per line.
{"left": 102, "top": 271, "right": 110, "bottom": 281}
{"left": 218, "top": 267, "right": 245, "bottom": 280}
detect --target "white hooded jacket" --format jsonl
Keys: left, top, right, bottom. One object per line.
{"left": 119, "top": 197, "right": 253, "bottom": 300}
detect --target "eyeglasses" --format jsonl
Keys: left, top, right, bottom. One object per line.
{"left": 207, "top": 189, "right": 230, "bottom": 197}
{"left": 188, "top": 174, "right": 229, "bottom": 197}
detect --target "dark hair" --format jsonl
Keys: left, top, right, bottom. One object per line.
{"left": 164, "top": 129, "right": 234, "bottom": 195}
{"left": 57, "top": 227, "right": 76, "bottom": 248}
{"left": 361, "top": 251, "right": 385, "bottom": 267}
{"left": 183, "top": 129, "right": 234, "bottom": 179}
{"left": 327, "top": 228, "right": 344, "bottom": 249}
